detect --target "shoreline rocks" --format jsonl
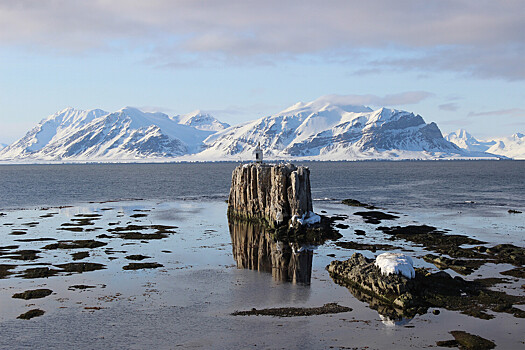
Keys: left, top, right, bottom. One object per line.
{"left": 327, "top": 253, "right": 525, "bottom": 320}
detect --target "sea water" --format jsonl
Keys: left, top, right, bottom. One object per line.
{"left": 0, "top": 161, "right": 523, "bottom": 349}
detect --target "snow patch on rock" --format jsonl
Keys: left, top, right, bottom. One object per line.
{"left": 374, "top": 253, "right": 415, "bottom": 279}
{"left": 292, "top": 211, "right": 321, "bottom": 226}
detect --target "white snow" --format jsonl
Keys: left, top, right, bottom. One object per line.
{"left": 291, "top": 211, "right": 321, "bottom": 226}
{"left": 374, "top": 253, "right": 415, "bottom": 279}
{"left": 173, "top": 110, "right": 230, "bottom": 132}
{"left": 446, "top": 129, "right": 525, "bottom": 159}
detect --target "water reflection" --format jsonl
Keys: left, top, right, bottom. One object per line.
{"left": 229, "top": 220, "right": 315, "bottom": 284}
{"left": 330, "top": 275, "right": 415, "bottom": 325}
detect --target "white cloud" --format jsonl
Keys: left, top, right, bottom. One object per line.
{"left": 468, "top": 108, "right": 525, "bottom": 117}
{"left": 0, "top": 1, "right": 524, "bottom": 79}
{"left": 315, "top": 92, "right": 434, "bottom": 107}
{"left": 439, "top": 103, "right": 459, "bottom": 112}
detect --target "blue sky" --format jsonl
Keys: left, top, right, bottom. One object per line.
{"left": 1, "top": 0, "right": 524, "bottom": 143}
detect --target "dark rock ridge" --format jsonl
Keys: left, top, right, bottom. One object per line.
{"left": 228, "top": 163, "right": 313, "bottom": 228}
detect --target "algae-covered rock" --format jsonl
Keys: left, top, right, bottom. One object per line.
{"left": 327, "top": 253, "right": 525, "bottom": 320}
{"left": 354, "top": 211, "right": 399, "bottom": 224}
{"left": 232, "top": 303, "right": 352, "bottom": 317}
{"left": 12, "top": 288, "right": 53, "bottom": 300}
{"left": 17, "top": 309, "right": 45, "bottom": 320}
{"left": 56, "top": 262, "right": 106, "bottom": 273}
{"left": 436, "top": 331, "right": 495, "bottom": 350}
{"left": 122, "top": 262, "right": 163, "bottom": 270}
{"left": 19, "top": 267, "right": 61, "bottom": 279}
{"left": 42, "top": 240, "right": 107, "bottom": 250}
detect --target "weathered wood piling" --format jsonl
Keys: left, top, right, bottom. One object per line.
{"left": 227, "top": 163, "right": 313, "bottom": 228}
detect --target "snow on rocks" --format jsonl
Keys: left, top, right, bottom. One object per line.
{"left": 374, "top": 253, "right": 415, "bottom": 279}
{"left": 291, "top": 211, "right": 321, "bottom": 226}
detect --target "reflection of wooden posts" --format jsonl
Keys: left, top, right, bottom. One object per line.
{"left": 229, "top": 219, "right": 313, "bottom": 284}
{"left": 254, "top": 142, "right": 263, "bottom": 163}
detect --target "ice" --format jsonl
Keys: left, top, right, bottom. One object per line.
{"left": 374, "top": 253, "right": 415, "bottom": 279}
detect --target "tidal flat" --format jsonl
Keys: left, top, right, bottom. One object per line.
{"left": 0, "top": 197, "right": 523, "bottom": 349}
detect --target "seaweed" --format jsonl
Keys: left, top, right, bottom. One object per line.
{"left": 122, "top": 262, "right": 163, "bottom": 270}
{"left": 17, "top": 309, "right": 45, "bottom": 320}
{"left": 42, "top": 240, "right": 107, "bottom": 250}
{"left": 232, "top": 303, "right": 352, "bottom": 317}
{"left": 12, "top": 288, "right": 53, "bottom": 300}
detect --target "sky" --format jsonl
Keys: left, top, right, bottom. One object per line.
{"left": 0, "top": 0, "right": 524, "bottom": 143}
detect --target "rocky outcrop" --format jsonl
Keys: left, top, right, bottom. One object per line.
{"left": 328, "top": 253, "right": 416, "bottom": 308}
{"left": 327, "top": 253, "right": 525, "bottom": 320}
{"left": 228, "top": 163, "right": 313, "bottom": 227}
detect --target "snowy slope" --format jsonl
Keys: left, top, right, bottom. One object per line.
{"left": 486, "top": 133, "right": 525, "bottom": 160}
{"left": 445, "top": 129, "right": 525, "bottom": 159}
{"left": 444, "top": 129, "right": 496, "bottom": 153}
{"left": 0, "top": 107, "right": 108, "bottom": 159}
{"left": 198, "top": 97, "right": 478, "bottom": 160}
{"left": 172, "top": 110, "right": 230, "bottom": 131}
{"left": 0, "top": 107, "right": 215, "bottom": 161}
{"left": 0, "top": 143, "right": 7, "bottom": 150}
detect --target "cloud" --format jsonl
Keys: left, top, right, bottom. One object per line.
{"left": 0, "top": 1, "right": 524, "bottom": 79}
{"left": 439, "top": 103, "right": 459, "bottom": 111}
{"left": 315, "top": 92, "right": 434, "bottom": 107}
{"left": 468, "top": 108, "right": 525, "bottom": 117}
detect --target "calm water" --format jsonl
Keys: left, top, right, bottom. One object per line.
{"left": 0, "top": 161, "right": 523, "bottom": 349}
{"left": 0, "top": 161, "right": 523, "bottom": 210}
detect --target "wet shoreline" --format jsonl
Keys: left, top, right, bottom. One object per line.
{"left": 0, "top": 198, "right": 524, "bottom": 349}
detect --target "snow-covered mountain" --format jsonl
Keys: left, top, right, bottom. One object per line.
{"left": 0, "top": 107, "right": 217, "bottom": 161}
{"left": 0, "top": 107, "right": 108, "bottom": 159}
{"left": 444, "top": 129, "right": 496, "bottom": 153}
{"left": 0, "top": 143, "right": 7, "bottom": 150}
{"left": 485, "top": 133, "right": 525, "bottom": 160}
{"left": 197, "top": 98, "right": 479, "bottom": 160}
{"left": 172, "top": 110, "right": 230, "bottom": 132}
{"left": 1, "top": 99, "right": 516, "bottom": 163}
{"left": 445, "top": 129, "right": 525, "bottom": 159}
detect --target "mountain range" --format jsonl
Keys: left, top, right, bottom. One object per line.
{"left": 445, "top": 129, "right": 524, "bottom": 160}
{"left": 0, "top": 98, "right": 522, "bottom": 162}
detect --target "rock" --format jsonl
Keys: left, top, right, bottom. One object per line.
{"left": 228, "top": 163, "right": 313, "bottom": 227}
{"left": 55, "top": 262, "right": 106, "bottom": 273}
{"left": 436, "top": 331, "right": 496, "bottom": 350}
{"left": 335, "top": 241, "right": 399, "bottom": 252}
{"left": 327, "top": 253, "right": 415, "bottom": 302}
{"left": 12, "top": 289, "right": 53, "bottom": 300}
{"left": 353, "top": 211, "right": 399, "bottom": 224}
{"left": 122, "top": 262, "right": 163, "bottom": 270}
{"left": 232, "top": 302, "right": 352, "bottom": 317}
{"left": 17, "top": 309, "right": 45, "bottom": 320}
{"left": 327, "top": 253, "right": 525, "bottom": 320}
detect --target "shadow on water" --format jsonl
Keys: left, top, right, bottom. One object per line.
{"left": 229, "top": 219, "right": 315, "bottom": 285}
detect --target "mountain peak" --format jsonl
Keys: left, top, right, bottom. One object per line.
{"left": 175, "top": 111, "right": 230, "bottom": 132}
